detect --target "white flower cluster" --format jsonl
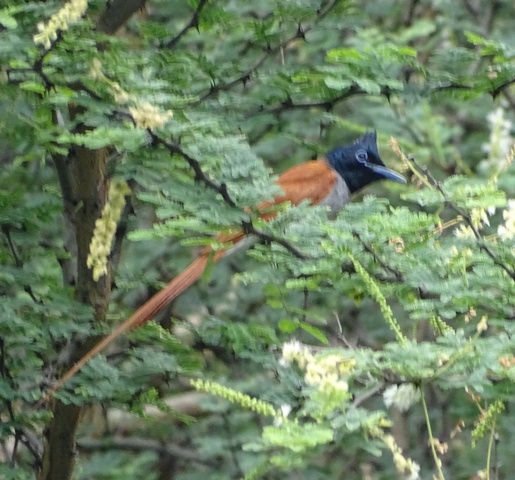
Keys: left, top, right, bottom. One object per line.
{"left": 454, "top": 207, "right": 495, "bottom": 239}
{"left": 383, "top": 384, "right": 420, "bottom": 412}
{"left": 34, "top": 0, "right": 88, "bottom": 49}
{"left": 90, "top": 59, "right": 173, "bottom": 129}
{"left": 281, "top": 340, "right": 354, "bottom": 395}
{"left": 453, "top": 224, "right": 474, "bottom": 239}
{"left": 129, "top": 102, "right": 174, "bottom": 130}
{"left": 498, "top": 199, "right": 515, "bottom": 241}
{"left": 482, "top": 106, "right": 513, "bottom": 171}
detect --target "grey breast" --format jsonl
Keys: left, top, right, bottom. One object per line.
{"left": 319, "top": 172, "right": 351, "bottom": 219}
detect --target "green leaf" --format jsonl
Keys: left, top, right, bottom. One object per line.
{"left": 326, "top": 48, "right": 362, "bottom": 62}
{"left": 0, "top": 11, "right": 17, "bottom": 29}
{"left": 299, "top": 322, "right": 328, "bottom": 344}
{"left": 19, "top": 81, "right": 45, "bottom": 94}
{"left": 355, "top": 78, "right": 381, "bottom": 94}
{"left": 324, "top": 77, "right": 353, "bottom": 90}
{"left": 278, "top": 319, "right": 299, "bottom": 333}
{"left": 263, "top": 423, "right": 333, "bottom": 452}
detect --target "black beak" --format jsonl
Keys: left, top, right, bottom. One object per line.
{"left": 367, "top": 164, "right": 407, "bottom": 184}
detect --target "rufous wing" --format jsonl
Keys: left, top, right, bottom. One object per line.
{"left": 259, "top": 159, "right": 338, "bottom": 218}
{"left": 207, "top": 159, "right": 337, "bottom": 243}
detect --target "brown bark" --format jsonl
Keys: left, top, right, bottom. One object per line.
{"left": 39, "top": 143, "right": 111, "bottom": 480}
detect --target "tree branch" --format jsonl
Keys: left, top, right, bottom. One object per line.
{"left": 147, "top": 131, "right": 237, "bottom": 208}
{"left": 247, "top": 84, "right": 367, "bottom": 117}
{"left": 242, "top": 222, "right": 308, "bottom": 260}
{"left": 96, "top": 0, "right": 147, "bottom": 35}
{"left": 492, "top": 77, "right": 515, "bottom": 99}
{"left": 429, "top": 78, "right": 515, "bottom": 99}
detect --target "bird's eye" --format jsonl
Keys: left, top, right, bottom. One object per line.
{"left": 356, "top": 149, "right": 368, "bottom": 164}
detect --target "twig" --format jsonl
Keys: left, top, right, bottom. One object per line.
{"left": 409, "top": 156, "right": 515, "bottom": 281}
{"left": 147, "top": 131, "right": 237, "bottom": 208}
{"left": 191, "top": 0, "right": 341, "bottom": 105}
{"left": 164, "top": 0, "right": 209, "bottom": 49}
{"left": 1, "top": 225, "right": 41, "bottom": 304}
{"left": 494, "top": 432, "right": 500, "bottom": 480}
{"left": 421, "top": 388, "right": 446, "bottom": 479}
{"left": 429, "top": 79, "right": 515, "bottom": 100}
{"left": 32, "top": 32, "right": 64, "bottom": 92}
{"left": 403, "top": 0, "right": 420, "bottom": 27}
{"left": 352, "top": 231, "right": 404, "bottom": 282}
{"left": 482, "top": 0, "right": 502, "bottom": 35}
{"left": 0, "top": 340, "right": 43, "bottom": 466}
{"left": 461, "top": 0, "right": 479, "bottom": 18}
{"left": 333, "top": 311, "right": 354, "bottom": 348}
{"left": 64, "top": 80, "right": 103, "bottom": 101}
{"left": 492, "top": 78, "right": 515, "bottom": 99}
{"left": 352, "top": 383, "right": 384, "bottom": 408}
{"left": 249, "top": 85, "right": 367, "bottom": 117}
{"left": 242, "top": 221, "right": 308, "bottom": 259}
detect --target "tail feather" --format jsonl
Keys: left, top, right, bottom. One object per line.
{"left": 45, "top": 254, "right": 212, "bottom": 401}
{"left": 130, "top": 254, "right": 211, "bottom": 329}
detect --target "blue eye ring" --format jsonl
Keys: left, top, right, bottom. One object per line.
{"left": 356, "top": 149, "right": 368, "bottom": 164}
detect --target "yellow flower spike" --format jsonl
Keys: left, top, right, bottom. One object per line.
{"left": 190, "top": 379, "right": 277, "bottom": 417}
{"left": 87, "top": 180, "right": 131, "bottom": 281}
{"left": 34, "top": 0, "right": 88, "bottom": 48}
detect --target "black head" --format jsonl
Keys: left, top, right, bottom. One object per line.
{"left": 325, "top": 131, "right": 406, "bottom": 194}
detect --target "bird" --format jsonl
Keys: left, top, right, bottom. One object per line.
{"left": 50, "top": 131, "right": 406, "bottom": 394}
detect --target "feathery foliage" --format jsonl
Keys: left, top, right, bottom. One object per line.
{"left": 1, "top": 1, "right": 515, "bottom": 479}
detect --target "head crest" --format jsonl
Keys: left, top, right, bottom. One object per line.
{"left": 326, "top": 130, "right": 405, "bottom": 193}
{"left": 354, "top": 131, "right": 378, "bottom": 154}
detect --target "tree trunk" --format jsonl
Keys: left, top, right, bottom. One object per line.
{"left": 39, "top": 145, "right": 111, "bottom": 480}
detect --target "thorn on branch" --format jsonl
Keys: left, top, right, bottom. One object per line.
{"left": 241, "top": 220, "right": 253, "bottom": 236}
{"left": 282, "top": 97, "right": 294, "bottom": 108}
{"left": 384, "top": 87, "right": 391, "bottom": 104}
{"left": 297, "top": 23, "right": 306, "bottom": 40}
{"left": 323, "top": 101, "right": 334, "bottom": 112}
{"left": 147, "top": 128, "right": 159, "bottom": 146}
{"left": 164, "top": 0, "right": 209, "bottom": 48}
